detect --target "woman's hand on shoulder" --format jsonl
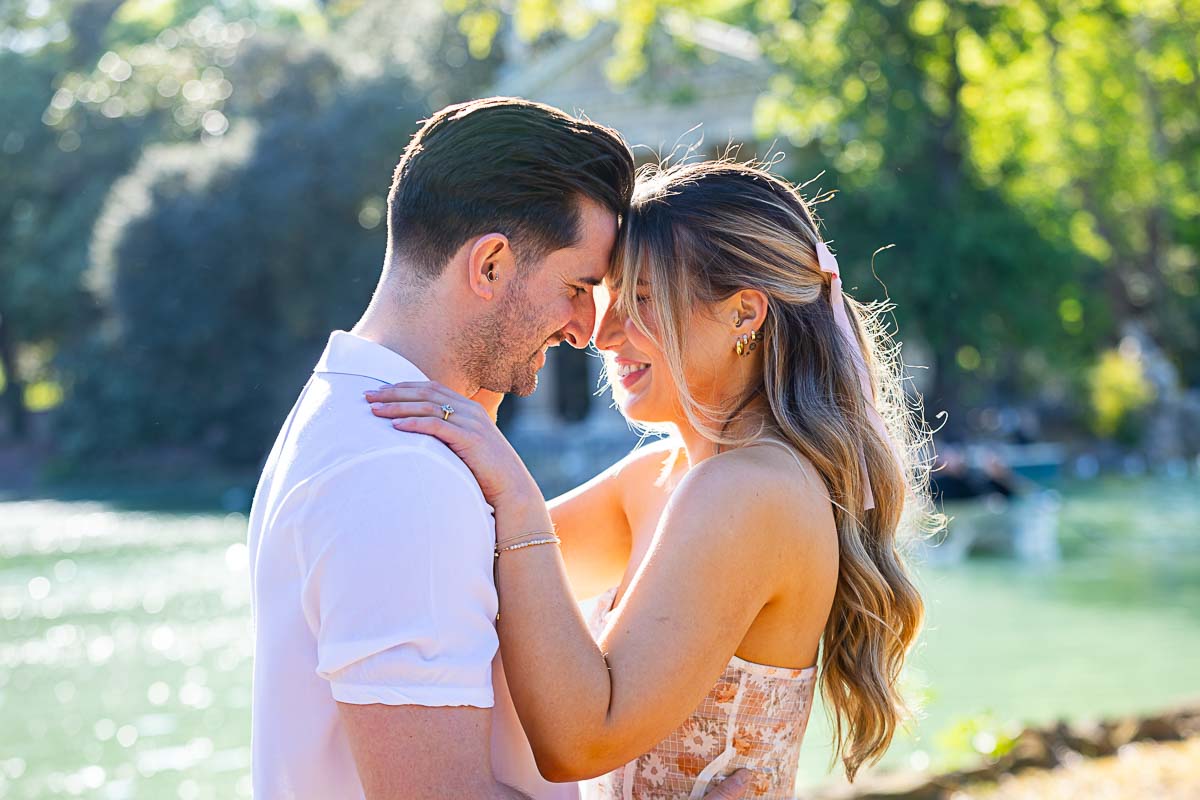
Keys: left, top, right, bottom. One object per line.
{"left": 363, "top": 381, "right": 537, "bottom": 506}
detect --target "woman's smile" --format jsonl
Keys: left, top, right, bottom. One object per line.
{"left": 615, "top": 358, "right": 651, "bottom": 390}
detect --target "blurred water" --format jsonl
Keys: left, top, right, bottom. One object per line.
{"left": 0, "top": 503, "right": 253, "bottom": 799}
{"left": 0, "top": 477, "right": 1197, "bottom": 797}
{"left": 798, "top": 475, "right": 1200, "bottom": 788}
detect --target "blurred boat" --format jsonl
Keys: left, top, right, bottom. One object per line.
{"left": 922, "top": 443, "right": 1065, "bottom": 566}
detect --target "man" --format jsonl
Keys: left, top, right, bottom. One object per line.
{"left": 247, "top": 97, "right": 750, "bottom": 799}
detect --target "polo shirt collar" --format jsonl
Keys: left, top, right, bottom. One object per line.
{"left": 314, "top": 330, "right": 430, "bottom": 385}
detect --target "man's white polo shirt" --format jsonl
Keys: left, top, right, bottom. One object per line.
{"left": 247, "top": 330, "right": 576, "bottom": 799}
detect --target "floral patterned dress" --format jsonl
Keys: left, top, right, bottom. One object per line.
{"left": 580, "top": 587, "right": 818, "bottom": 800}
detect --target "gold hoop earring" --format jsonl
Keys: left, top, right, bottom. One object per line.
{"left": 736, "top": 330, "right": 761, "bottom": 357}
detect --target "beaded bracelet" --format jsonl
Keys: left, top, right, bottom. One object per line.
{"left": 495, "top": 529, "right": 557, "bottom": 549}
{"left": 494, "top": 535, "right": 560, "bottom": 558}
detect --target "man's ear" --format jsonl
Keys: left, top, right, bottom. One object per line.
{"left": 466, "top": 233, "right": 515, "bottom": 300}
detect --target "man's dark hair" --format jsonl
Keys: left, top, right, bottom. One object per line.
{"left": 386, "top": 97, "right": 635, "bottom": 281}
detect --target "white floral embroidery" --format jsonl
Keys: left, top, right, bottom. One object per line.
{"left": 682, "top": 722, "right": 719, "bottom": 756}
{"left": 582, "top": 588, "right": 818, "bottom": 799}
{"left": 639, "top": 753, "right": 668, "bottom": 787}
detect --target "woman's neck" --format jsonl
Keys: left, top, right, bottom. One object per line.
{"left": 675, "top": 395, "right": 774, "bottom": 469}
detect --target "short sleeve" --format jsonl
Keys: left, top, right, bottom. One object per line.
{"left": 297, "top": 447, "right": 499, "bottom": 708}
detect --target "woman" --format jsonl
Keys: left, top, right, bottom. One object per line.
{"left": 365, "top": 160, "right": 933, "bottom": 798}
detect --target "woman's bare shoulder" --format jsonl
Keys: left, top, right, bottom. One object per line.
{"left": 611, "top": 436, "right": 687, "bottom": 487}
{"left": 668, "top": 442, "right": 834, "bottom": 549}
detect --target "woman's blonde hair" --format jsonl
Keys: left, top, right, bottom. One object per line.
{"left": 608, "top": 158, "right": 936, "bottom": 781}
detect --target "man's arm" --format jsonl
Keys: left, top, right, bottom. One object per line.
{"left": 338, "top": 703, "right": 529, "bottom": 799}
{"left": 340, "top": 701, "right": 752, "bottom": 799}
{"left": 299, "top": 447, "right": 509, "bottom": 795}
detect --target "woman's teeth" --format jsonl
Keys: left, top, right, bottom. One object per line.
{"left": 617, "top": 362, "right": 650, "bottom": 378}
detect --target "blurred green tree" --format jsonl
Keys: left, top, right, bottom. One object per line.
{"left": 742, "top": 0, "right": 1088, "bottom": 429}
{"left": 458, "top": 0, "right": 1198, "bottom": 434}
{"left": 0, "top": 49, "right": 78, "bottom": 439}
{"left": 60, "top": 1, "right": 496, "bottom": 462}
{"left": 0, "top": 0, "right": 310, "bottom": 439}
{"left": 953, "top": 0, "right": 1200, "bottom": 381}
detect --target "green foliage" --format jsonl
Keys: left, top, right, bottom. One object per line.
{"left": 0, "top": 49, "right": 93, "bottom": 344}
{"left": 5, "top": 0, "right": 1198, "bottom": 456}
{"left": 0, "top": 0, "right": 320, "bottom": 440}
{"left": 1088, "top": 348, "right": 1155, "bottom": 442}
{"left": 954, "top": 0, "right": 1200, "bottom": 367}
{"left": 933, "top": 710, "right": 1021, "bottom": 769}
{"left": 50, "top": 1, "right": 497, "bottom": 462}
{"left": 456, "top": 0, "right": 1197, "bottom": 435}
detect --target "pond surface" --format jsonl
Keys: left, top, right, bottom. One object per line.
{"left": 799, "top": 475, "right": 1200, "bottom": 788}
{"left": 0, "top": 476, "right": 1196, "bottom": 797}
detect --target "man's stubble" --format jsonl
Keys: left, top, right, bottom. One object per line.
{"left": 457, "top": 276, "right": 551, "bottom": 398}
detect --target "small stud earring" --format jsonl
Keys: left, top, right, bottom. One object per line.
{"left": 748, "top": 330, "right": 759, "bottom": 352}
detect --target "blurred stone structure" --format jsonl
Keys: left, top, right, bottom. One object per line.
{"left": 492, "top": 14, "right": 768, "bottom": 153}
{"left": 1122, "top": 322, "right": 1200, "bottom": 466}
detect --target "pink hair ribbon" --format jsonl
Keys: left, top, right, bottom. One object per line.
{"left": 816, "top": 240, "right": 892, "bottom": 511}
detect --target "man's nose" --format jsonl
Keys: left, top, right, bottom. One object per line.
{"left": 562, "top": 299, "right": 597, "bottom": 349}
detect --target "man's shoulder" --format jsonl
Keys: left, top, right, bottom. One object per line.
{"left": 264, "top": 375, "right": 489, "bottom": 519}
{"left": 306, "top": 374, "right": 474, "bottom": 466}
{"left": 311, "top": 440, "right": 482, "bottom": 503}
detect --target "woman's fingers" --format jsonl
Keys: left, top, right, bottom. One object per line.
{"left": 369, "top": 400, "right": 453, "bottom": 420}
{"left": 390, "top": 415, "right": 468, "bottom": 441}
{"left": 383, "top": 380, "right": 470, "bottom": 405}
{"left": 701, "top": 770, "right": 753, "bottom": 799}
{"left": 364, "top": 382, "right": 482, "bottom": 418}
{"left": 375, "top": 383, "right": 529, "bottom": 503}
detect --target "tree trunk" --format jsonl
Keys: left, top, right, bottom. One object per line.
{"left": 66, "top": 0, "right": 125, "bottom": 70}
{"left": 0, "top": 310, "right": 28, "bottom": 440}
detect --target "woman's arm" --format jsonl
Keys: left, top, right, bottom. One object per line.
{"left": 547, "top": 465, "right": 628, "bottom": 602}
{"left": 494, "top": 454, "right": 810, "bottom": 781}
{"left": 547, "top": 440, "right": 678, "bottom": 600}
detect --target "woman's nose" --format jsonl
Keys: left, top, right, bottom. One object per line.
{"left": 593, "top": 289, "right": 625, "bottom": 351}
